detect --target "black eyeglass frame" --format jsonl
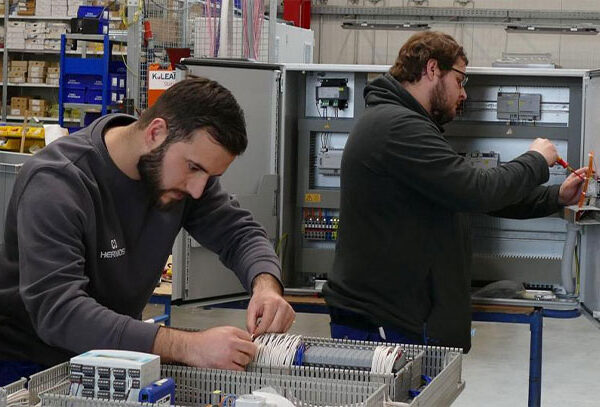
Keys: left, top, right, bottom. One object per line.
{"left": 450, "top": 67, "right": 468, "bottom": 88}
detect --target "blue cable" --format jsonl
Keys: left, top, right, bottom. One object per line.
{"left": 293, "top": 343, "right": 306, "bottom": 366}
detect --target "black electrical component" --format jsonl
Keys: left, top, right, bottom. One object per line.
{"left": 70, "top": 18, "right": 100, "bottom": 35}
{"left": 316, "top": 78, "right": 349, "bottom": 109}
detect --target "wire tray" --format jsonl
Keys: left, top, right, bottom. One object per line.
{"left": 1, "top": 341, "right": 463, "bottom": 407}
{"left": 31, "top": 365, "right": 384, "bottom": 407}
{"left": 0, "top": 378, "right": 27, "bottom": 407}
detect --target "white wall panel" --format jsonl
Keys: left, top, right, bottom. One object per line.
{"left": 313, "top": 0, "right": 600, "bottom": 69}
{"left": 504, "top": 32, "right": 561, "bottom": 60}
{"left": 464, "top": 25, "right": 503, "bottom": 67}
{"left": 558, "top": 35, "right": 600, "bottom": 68}
{"left": 561, "top": 0, "right": 600, "bottom": 11}
{"left": 320, "top": 16, "right": 358, "bottom": 64}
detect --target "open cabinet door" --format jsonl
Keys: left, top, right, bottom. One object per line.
{"left": 580, "top": 70, "right": 600, "bottom": 317}
{"left": 172, "top": 60, "right": 282, "bottom": 303}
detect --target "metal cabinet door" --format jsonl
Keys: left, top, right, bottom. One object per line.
{"left": 172, "top": 60, "right": 282, "bottom": 302}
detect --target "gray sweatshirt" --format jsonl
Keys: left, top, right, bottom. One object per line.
{"left": 0, "top": 114, "right": 281, "bottom": 366}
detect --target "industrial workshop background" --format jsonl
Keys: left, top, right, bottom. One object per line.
{"left": 123, "top": 0, "right": 600, "bottom": 113}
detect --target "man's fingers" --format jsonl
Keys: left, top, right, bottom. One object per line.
{"left": 253, "top": 303, "right": 277, "bottom": 336}
{"left": 246, "top": 305, "right": 258, "bottom": 334}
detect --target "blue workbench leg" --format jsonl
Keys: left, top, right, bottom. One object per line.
{"left": 148, "top": 296, "right": 171, "bottom": 326}
{"left": 528, "top": 308, "right": 543, "bottom": 407}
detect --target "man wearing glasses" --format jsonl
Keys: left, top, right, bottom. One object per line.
{"left": 322, "top": 31, "right": 584, "bottom": 352}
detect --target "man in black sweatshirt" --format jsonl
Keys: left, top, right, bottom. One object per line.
{"left": 322, "top": 32, "right": 585, "bottom": 352}
{"left": 0, "top": 78, "right": 295, "bottom": 385}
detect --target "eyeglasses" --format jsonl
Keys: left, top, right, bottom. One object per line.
{"left": 451, "top": 67, "right": 468, "bottom": 88}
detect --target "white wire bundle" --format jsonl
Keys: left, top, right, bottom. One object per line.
{"left": 370, "top": 345, "right": 402, "bottom": 374}
{"left": 6, "top": 388, "right": 29, "bottom": 407}
{"left": 253, "top": 334, "right": 303, "bottom": 368}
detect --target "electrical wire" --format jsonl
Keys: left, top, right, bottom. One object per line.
{"left": 119, "top": 0, "right": 143, "bottom": 28}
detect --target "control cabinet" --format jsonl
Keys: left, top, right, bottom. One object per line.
{"left": 176, "top": 61, "right": 600, "bottom": 316}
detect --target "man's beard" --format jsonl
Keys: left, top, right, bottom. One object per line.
{"left": 429, "top": 79, "right": 455, "bottom": 126}
{"left": 137, "top": 142, "right": 183, "bottom": 211}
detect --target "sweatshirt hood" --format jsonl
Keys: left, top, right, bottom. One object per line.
{"left": 364, "top": 73, "right": 444, "bottom": 132}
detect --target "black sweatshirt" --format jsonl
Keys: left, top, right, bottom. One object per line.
{"left": 0, "top": 114, "right": 281, "bottom": 366}
{"left": 322, "top": 73, "right": 561, "bottom": 352}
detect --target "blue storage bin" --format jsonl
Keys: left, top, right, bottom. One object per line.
{"left": 85, "top": 89, "right": 103, "bottom": 104}
{"left": 77, "top": 6, "right": 109, "bottom": 34}
{"left": 88, "top": 76, "right": 103, "bottom": 89}
{"left": 110, "top": 90, "right": 126, "bottom": 102}
{"left": 109, "top": 61, "right": 127, "bottom": 74}
{"left": 83, "top": 112, "right": 101, "bottom": 127}
{"left": 65, "top": 88, "right": 86, "bottom": 103}
{"left": 65, "top": 75, "right": 102, "bottom": 89}
{"left": 110, "top": 74, "right": 126, "bottom": 89}
{"left": 65, "top": 75, "right": 85, "bottom": 87}
{"left": 77, "top": 6, "right": 109, "bottom": 22}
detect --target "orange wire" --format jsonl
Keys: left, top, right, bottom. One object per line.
{"left": 577, "top": 152, "right": 594, "bottom": 208}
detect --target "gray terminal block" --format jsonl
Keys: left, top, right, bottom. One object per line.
{"left": 302, "top": 345, "right": 408, "bottom": 372}
{"left": 303, "top": 346, "right": 374, "bottom": 370}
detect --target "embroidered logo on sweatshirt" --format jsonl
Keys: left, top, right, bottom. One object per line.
{"left": 100, "top": 239, "right": 126, "bottom": 259}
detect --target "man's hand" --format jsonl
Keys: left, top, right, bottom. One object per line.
{"left": 152, "top": 326, "right": 256, "bottom": 371}
{"left": 529, "top": 138, "right": 559, "bottom": 166}
{"left": 558, "top": 167, "right": 587, "bottom": 205}
{"left": 246, "top": 273, "right": 295, "bottom": 336}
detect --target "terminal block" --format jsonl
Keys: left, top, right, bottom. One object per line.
{"left": 303, "top": 208, "right": 339, "bottom": 241}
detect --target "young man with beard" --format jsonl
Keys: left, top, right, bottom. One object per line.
{"left": 0, "top": 78, "right": 295, "bottom": 385}
{"left": 322, "top": 31, "right": 585, "bottom": 352}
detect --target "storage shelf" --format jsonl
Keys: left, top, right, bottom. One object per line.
{"left": 5, "top": 115, "right": 79, "bottom": 123}
{"left": 0, "top": 82, "right": 59, "bottom": 88}
{"left": 63, "top": 103, "right": 103, "bottom": 113}
{"left": 0, "top": 48, "right": 127, "bottom": 55}
{"left": 7, "top": 15, "right": 122, "bottom": 21}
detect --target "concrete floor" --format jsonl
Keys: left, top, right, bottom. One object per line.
{"left": 144, "top": 304, "right": 600, "bottom": 406}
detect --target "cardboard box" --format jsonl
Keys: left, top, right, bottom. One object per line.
{"left": 8, "top": 72, "right": 27, "bottom": 81}
{"left": 47, "top": 67, "right": 59, "bottom": 75}
{"left": 24, "top": 39, "right": 44, "bottom": 49}
{"left": 29, "top": 99, "right": 47, "bottom": 108}
{"left": 28, "top": 66, "right": 47, "bottom": 77}
{"left": 28, "top": 61, "right": 48, "bottom": 68}
{"left": 10, "top": 60, "right": 28, "bottom": 69}
{"left": 9, "top": 67, "right": 27, "bottom": 74}
{"left": 46, "top": 78, "right": 60, "bottom": 86}
{"left": 8, "top": 77, "right": 26, "bottom": 84}
{"left": 10, "top": 108, "right": 24, "bottom": 116}
{"left": 27, "top": 77, "right": 45, "bottom": 84}
{"left": 11, "top": 97, "right": 30, "bottom": 110}
{"left": 29, "top": 105, "right": 48, "bottom": 114}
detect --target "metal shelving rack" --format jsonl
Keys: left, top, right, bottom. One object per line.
{"left": 0, "top": 2, "right": 125, "bottom": 124}
{"left": 58, "top": 33, "right": 113, "bottom": 127}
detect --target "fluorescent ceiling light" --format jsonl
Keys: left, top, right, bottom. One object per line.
{"left": 505, "top": 25, "right": 598, "bottom": 35}
{"left": 342, "top": 21, "right": 430, "bottom": 30}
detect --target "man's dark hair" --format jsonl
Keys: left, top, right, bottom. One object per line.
{"left": 389, "top": 31, "right": 468, "bottom": 83}
{"left": 137, "top": 77, "right": 247, "bottom": 155}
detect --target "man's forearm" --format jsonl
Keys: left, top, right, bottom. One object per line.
{"left": 151, "top": 327, "right": 188, "bottom": 363}
{"left": 251, "top": 272, "right": 283, "bottom": 295}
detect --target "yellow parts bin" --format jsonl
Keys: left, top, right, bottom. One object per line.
{"left": 0, "top": 125, "right": 45, "bottom": 152}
